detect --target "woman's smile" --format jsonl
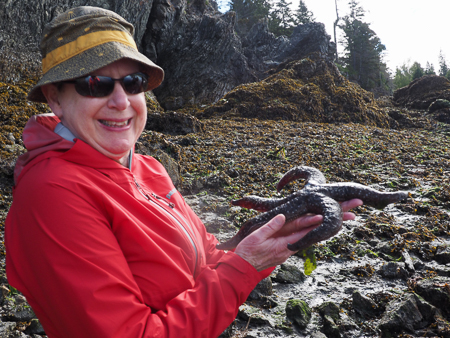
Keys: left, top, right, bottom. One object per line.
{"left": 98, "top": 118, "right": 132, "bottom": 128}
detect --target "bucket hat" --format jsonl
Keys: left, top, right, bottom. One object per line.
{"left": 28, "top": 6, "right": 164, "bottom": 103}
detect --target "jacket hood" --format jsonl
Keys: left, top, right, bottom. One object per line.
{"left": 14, "top": 114, "right": 74, "bottom": 185}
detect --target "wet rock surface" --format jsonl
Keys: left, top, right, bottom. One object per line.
{"left": 172, "top": 116, "right": 450, "bottom": 337}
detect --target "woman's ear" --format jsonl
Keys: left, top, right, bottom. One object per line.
{"left": 41, "top": 84, "right": 63, "bottom": 118}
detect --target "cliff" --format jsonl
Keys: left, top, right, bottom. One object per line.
{"left": 0, "top": 0, "right": 334, "bottom": 110}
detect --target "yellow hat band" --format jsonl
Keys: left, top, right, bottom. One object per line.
{"left": 42, "top": 30, "right": 137, "bottom": 74}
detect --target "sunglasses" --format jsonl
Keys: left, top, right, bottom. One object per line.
{"left": 63, "top": 72, "right": 149, "bottom": 97}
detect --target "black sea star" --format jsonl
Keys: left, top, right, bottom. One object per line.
{"left": 216, "top": 166, "right": 409, "bottom": 251}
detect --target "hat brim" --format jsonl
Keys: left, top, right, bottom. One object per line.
{"left": 28, "top": 41, "right": 164, "bottom": 103}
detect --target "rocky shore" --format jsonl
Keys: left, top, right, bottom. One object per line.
{"left": 0, "top": 1, "right": 449, "bottom": 336}
{"left": 1, "top": 61, "right": 450, "bottom": 336}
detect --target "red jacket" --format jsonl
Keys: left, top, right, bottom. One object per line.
{"left": 6, "top": 114, "right": 272, "bottom": 338}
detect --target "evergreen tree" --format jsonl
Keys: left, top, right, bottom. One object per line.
{"left": 438, "top": 50, "right": 449, "bottom": 77}
{"left": 393, "top": 63, "right": 412, "bottom": 89}
{"left": 338, "top": 1, "right": 387, "bottom": 91}
{"left": 424, "top": 61, "right": 436, "bottom": 75}
{"left": 411, "top": 62, "right": 424, "bottom": 80}
{"left": 229, "top": 0, "right": 271, "bottom": 36}
{"left": 268, "top": 0, "right": 294, "bottom": 36}
{"left": 293, "top": 0, "right": 315, "bottom": 25}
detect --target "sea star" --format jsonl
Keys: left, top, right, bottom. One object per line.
{"left": 216, "top": 166, "right": 409, "bottom": 251}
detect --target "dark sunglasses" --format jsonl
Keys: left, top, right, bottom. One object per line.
{"left": 63, "top": 72, "right": 149, "bottom": 97}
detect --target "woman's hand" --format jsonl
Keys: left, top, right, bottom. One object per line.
{"left": 234, "top": 199, "right": 362, "bottom": 271}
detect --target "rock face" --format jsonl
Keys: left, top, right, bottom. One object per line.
{"left": 0, "top": 0, "right": 334, "bottom": 108}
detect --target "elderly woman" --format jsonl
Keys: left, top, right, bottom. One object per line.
{"left": 5, "top": 6, "right": 361, "bottom": 338}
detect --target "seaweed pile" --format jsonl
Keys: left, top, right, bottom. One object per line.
{"left": 200, "top": 54, "right": 394, "bottom": 129}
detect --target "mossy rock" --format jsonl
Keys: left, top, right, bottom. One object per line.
{"left": 285, "top": 299, "right": 311, "bottom": 329}
{"left": 201, "top": 53, "right": 393, "bottom": 128}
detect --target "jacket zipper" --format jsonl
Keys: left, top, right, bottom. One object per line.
{"left": 133, "top": 176, "right": 199, "bottom": 276}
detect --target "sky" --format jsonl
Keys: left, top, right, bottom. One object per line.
{"left": 296, "top": 0, "right": 450, "bottom": 74}
{"left": 219, "top": 0, "right": 450, "bottom": 74}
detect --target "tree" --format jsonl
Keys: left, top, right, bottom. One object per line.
{"left": 393, "top": 60, "right": 435, "bottom": 89}
{"left": 410, "top": 61, "right": 424, "bottom": 80}
{"left": 333, "top": 0, "right": 340, "bottom": 62}
{"left": 293, "top": 0, "right": 315, "bottom": 25}
{"left": 268, "top": 0, "right": 294, "bottom": 36}
{"left": 229, "top": 0, "right": 271, "bottom": 36}
{"left": 438, "top": 50, "right": 449, "bottom": 77}
{"left": 424, "top": 61, "right": 436, "bottom": 75}
{"left": 393, "top": 63, "right": 412, "bottom": 89}
{"left": 338, "top": 1, "right": 388, "bottom": 91}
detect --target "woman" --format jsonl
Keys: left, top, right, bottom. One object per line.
{"left": 5, "top": 6, "right": 361, "bottom": 338}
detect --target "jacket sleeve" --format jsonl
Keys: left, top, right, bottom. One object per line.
{"left": 6, "top": 171, "right": 265, "bottom": 338}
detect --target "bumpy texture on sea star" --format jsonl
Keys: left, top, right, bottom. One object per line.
{"left": 217, "top": 166, "right": 409, "bottom": 251}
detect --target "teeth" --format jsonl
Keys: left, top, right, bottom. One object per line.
{"left": 100, "top": 119, "right": 129, "bottom": 127}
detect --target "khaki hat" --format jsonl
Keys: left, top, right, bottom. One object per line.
{"left": 28, "top": 6, "right": 164, "bottom": 103}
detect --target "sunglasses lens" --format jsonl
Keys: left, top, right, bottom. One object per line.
{"left": 123, "top": 73, "right": 148, "bottom": 94}
{"left": 75, "top": 76, "right": 114, "bottom": 97}
{"left": 73, "top": 73, "right": 148, "bottom": 97}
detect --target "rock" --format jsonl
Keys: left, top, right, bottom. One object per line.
{"left": 393, "top": 75, "right": 450, "bottom": 110}
{"left": 411, "top": 276, "right": 450, "bottom": 319}
{"left": 0, "top": 322, "right": 27, "bottom": 337}
{"left": 182, "top": 194, "right": 235, "bottom": 234}
{"left": 246, "top": 277, "right": 277, "bottom": 309}
{"left": 24, "top": 319, "right": 46, "bottom": 335}
{"left": 274, "top": 22, "right": 335, "bottom": 63}
{"left": 322, "top": 315, "right": 341, "bottom": 338}
{"left": 378, "top": 293, "right": 422, "bottom": 335}
{"left": 401, "top": 249, "right": 415, "bottom": 272}
{"left": 317, "top": 301, "right": 340, "bottom": 322}
{"left": 428, "top": 99, "right": 450, "bottom": 113}
{"left": 1, "top": 0, "right": 335, "bottom": 109}
{"left": 238, "top": 303, "right": 271, "bottom": 326}
{"left": 242, "top": 21, "right": 332, "bottom": 77}
{"left": 379, "top": 262, "right": 410, "bottom": 279}
{"left": 145, "top": 111, "right": 205, "bottom": 135}
{"left": 285, "top": 299, "right": 311, "bottom": 329}
{"left": 200, "top": 54, "right": 394, "bottom": 128}
{"left": 2, "top": 294, "right": 36, "bottom": 322}
{"left": 309, "top": 332, "right": 327, "bottom": 338}
{"left": 135, "top": 131, "right": 182, "bottom": 187}
{"left": 316, "top": 302, "right": 342, "bottom": 337}
{"left": 248, "top": 277, "right": 272, "bottom": 299}
{"left": 378, "top": 293, "right": 442, "bottom": 337}
{"left": 273, "top": 264, "right": 306, "bottom": 284}
{"left": 352, "top": 291, "right": 379, "bottom": 318}
{"left": 435, "top": 244, "right": 450, "bottom": 264}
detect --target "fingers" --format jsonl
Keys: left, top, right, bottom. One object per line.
{"left": 341, "top": 198, "right": 363, "bottom": 212}
{"left": 340, "top": 198, "right": 362, "bottom": 221}
{"left": 274, "top": 214, "right": 322, "bottom": 238}
{"left": 253, "top": 214, "right": 286, "bottom": 241}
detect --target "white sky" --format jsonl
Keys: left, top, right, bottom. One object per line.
{"left": 299, "top": 0, "right": 450, "bottom": 73}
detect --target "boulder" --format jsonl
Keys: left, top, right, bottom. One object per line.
{"left": 393, "top": 75, "right": 450, "bottom": 110}
{"left": 285, "top": 299, "right": 311, "bottom": 329}
{"left": 378, "top": 293, "right": 443, "bottom": 337}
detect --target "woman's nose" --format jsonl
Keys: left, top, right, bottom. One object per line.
{"left": 107, "top": 82, "right": 130, "bottom": 110}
